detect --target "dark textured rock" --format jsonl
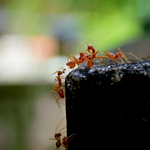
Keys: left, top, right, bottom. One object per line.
{"left": 65, "top": 60, "right": 150, "bottom": 149}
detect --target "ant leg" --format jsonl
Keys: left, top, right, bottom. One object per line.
{"left": 61, "top": 133, "right": 77, "bottom": 148}
{"left": 96, "top": 51, "right": 109, "bottom": 65}
{"left": 55, "top": 117, "right": 65, "bottom": 133}
{"left": 94, "top": 51, "right": 104, "bottom": 65}
{"left": 58, "top": 127, "right": 66, "bottom": 133}
{"left": 49, "top": 138, "right": 57, "bottom": 140}
{"left": 107, "top": 57, "right": 122, "bottom": 64}
{"left": 124, "top": 52, "right": 143, "bottom": 62}
{"left": 50, "top": 90, "right": 61, "bottom": 108}
{"left": 74, "top": 64, "right": 85, "bottom": 71}
{"left": 76, "top": 42, "right": 89, "bottom": 51}
{"left": 58, "top": 102, "right": 65, "bottom": 106}
{"left": 94, "top": 58, "right": 103, "bottom": 66}
{"left": 80, "top": 48, "right": 88, "bottom": 53}
{"left": 119, "top": 57, "right": 125, "bottom": 63}
{"left": 59, "top": 76, "right": 66, "bottom": 79}
{"left": 103, "top": 50, "right": 109, "bottom": 64}
{"left": 58, "top": 127, "right": 67, "bottom": 137}
{"left": 67, "top": 55, "right": 74, "bottom": 62}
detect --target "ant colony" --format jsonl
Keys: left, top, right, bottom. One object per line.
{"left": 50, "top": 42, "right": 143, "bottom": 149}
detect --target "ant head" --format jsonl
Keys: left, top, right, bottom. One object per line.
{"left": 118, "top": 48, "right": 121, "bottom": 52}
{"left": 117, "top": 52, "right": 123, "bottom": 58}
{"left": 80, "top": 52, "right": 85, "bottom": 57}
{"left": 55, "top": 133, "right": 61, "bottom": 139}
{"left": 58, "top": 71, "right": 62, "bottom": 76}
{"left": 62, "top": 69, "right": 66, "bottom": 73}
{"left": 58, "top": 69, "right": 66, "bottom": 75}
{"left": 87, "top": 45, "right": 93, "bottom": 50}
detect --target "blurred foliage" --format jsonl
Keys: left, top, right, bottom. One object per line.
{"left": 0, "top": 85, "right": 51, "bottom": 150}
{"left": 2, "top": 0, "right": 150, "bottom": 51}
{"left": 4, "top": 0, "right": 136, "bottom": 13}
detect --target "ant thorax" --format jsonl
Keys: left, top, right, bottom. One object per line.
{"left": 58, "top": 71, "right": 62, "bottom": 76}
{"left": 87, "top": 44, "right": 94, "bottom": 49}
{"left": 87, "top": 44, "right": 93, "bottom": 49}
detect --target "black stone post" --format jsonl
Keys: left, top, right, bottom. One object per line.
{"left": 65, "top": 60, "right": 150, "bottom": 149}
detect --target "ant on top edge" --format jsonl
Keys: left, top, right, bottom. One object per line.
{"left": 66, "top": 42, "right": 125, "bottom": 69}
{"left": 103, "top": 48, "right": 143, "bottom": 64}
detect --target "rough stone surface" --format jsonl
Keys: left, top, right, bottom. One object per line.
{"left": 65, "top": 60, "right": 150, "bottom": 149}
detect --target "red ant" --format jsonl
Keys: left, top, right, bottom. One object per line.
{"left": 82, "top": 44, "right": 104, "bottom": 67}
{"left": 49, "top": 117, "right": 76, "bottom": 150}
{"left": 66, "top": 42, "right": 94, "bottom": 69}
{"left": 51, "top": 67, "right": 66, "bottom": 107}
{"left": 78, "top": 42, "right": 121, "bottom": 67}
{"left": 66, "top": 42, "right": 103, "bottom": 69}
{"left": 52, "top": 67, "right": 66, "bottom": 87}
{"left": 78, "top": 42, "right": 113, "bottom": 67}
{"left": 49, "top": 117, "right": 66, "bottom": 150}
{"left": 61, "top": 133, "right": 76, "bottom": 150}
{"left": 83, "top": 42, "right": 123, "bottom": 66}
{"left": 66, "top": 42, "right": 121, "bottom": 69}
{"left": 103, "top": 48, "right": 143, "bottom": 64}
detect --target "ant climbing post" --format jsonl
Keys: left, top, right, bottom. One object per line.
{"left": 51, "top": 67, "right": 66, "bottom": 87}
{"left": 49, "top": 117, "right": 66, "bottom": 150}
{"left": 51, "top": 67, "right": 66, "bottom": 107}
{"left": 61, "top": 133, "right": 77, "bottom": 150}
{"left": 49, "top": 118, "right": 76, "bottom": 150}
{"left": 51, "top": 85, "right": 65, "bottom": 107}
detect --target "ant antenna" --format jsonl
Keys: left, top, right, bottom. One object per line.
{"left": 76, "top": 42, "right": 89, "bottom": 51}
{"left": 51, "top": 67, "right": 65, "bottom": 76}
{"left": 55, "top": 117, "right": 65, "bottom": 133}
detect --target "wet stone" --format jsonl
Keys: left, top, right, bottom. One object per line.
{"left": 65, "top": 60, "right": 150, "bottom": 149}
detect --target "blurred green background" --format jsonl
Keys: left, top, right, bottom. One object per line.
{"left": 2, "top": 0, "right": 149, "bottom": 51}
{"left": 0, "top": 0, "right": 150, "bottom": 150}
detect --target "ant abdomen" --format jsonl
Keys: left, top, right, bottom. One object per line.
{"left": 56, "top": 140, "right": 61, "bottom": 149}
